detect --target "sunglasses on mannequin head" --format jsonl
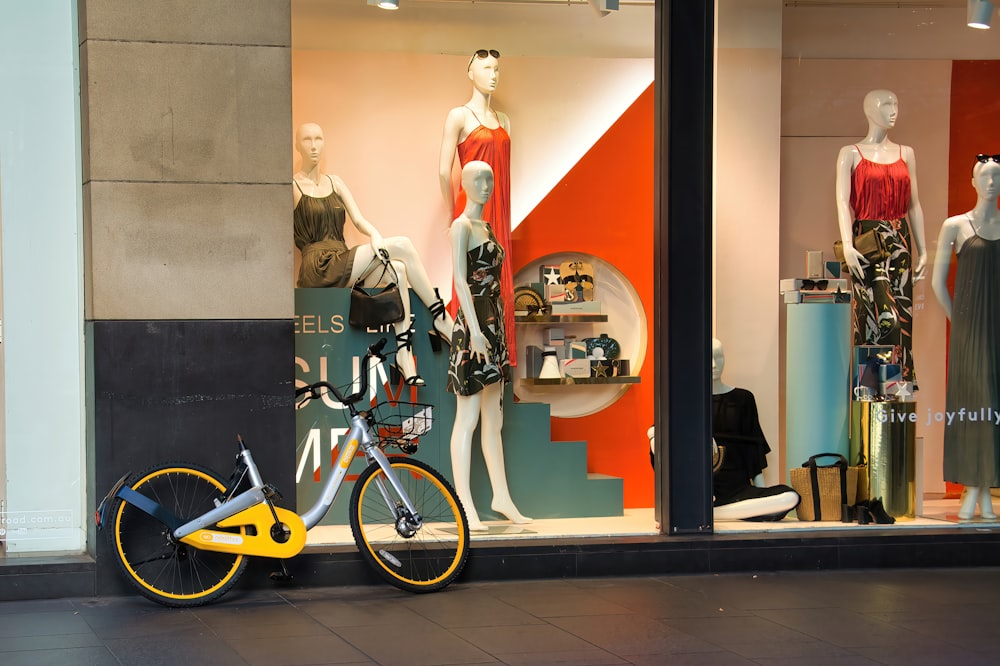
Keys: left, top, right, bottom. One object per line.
{"left": 976, "top": 154, "right": 1000, "bottom": 164}
{"left": 467, "top": 49, "right": 500, "bottom": 70}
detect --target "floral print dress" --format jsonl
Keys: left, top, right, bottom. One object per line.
{"left": 447, "top": 225, "right": 511, "bottom": 396}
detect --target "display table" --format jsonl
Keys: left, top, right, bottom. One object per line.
{"left": 849, "top": 400, "right": 916, "bottom": 520}
{"left": 784, "top": 302, "right": 851, "bottom": 478}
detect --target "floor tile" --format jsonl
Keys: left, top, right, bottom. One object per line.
{"left": 226, "top": 632, "right": 375, "bottom": 665}
{"left": 335, "top": 623, "right": 496, "bottom": 666}
{"left": 1, "top": 646, "right": 121, "bottom": 666}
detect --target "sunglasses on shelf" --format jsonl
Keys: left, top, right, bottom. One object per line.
{"left": 976, "top": 154, "right": 1000, "bottom": 164}
{"left": 467, "top": 49, "right": 500, "bottom": 69}
{"left": 801, "top": 279, "right": 829, "bottom": 291}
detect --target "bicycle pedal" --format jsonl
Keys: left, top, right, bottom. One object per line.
{"left": 263, "top": 483, "right": 283, "bottom": 502}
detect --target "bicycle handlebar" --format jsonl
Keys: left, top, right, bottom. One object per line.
{"left": 295, "top": 337, "right": 387, "bottom": 410}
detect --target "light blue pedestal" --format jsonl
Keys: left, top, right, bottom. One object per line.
{"left": 785, "top": 302, "right": 851, "bottom": 480}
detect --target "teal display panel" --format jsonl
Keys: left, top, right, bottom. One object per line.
{"left": 294, "top": 288, "right": 623, "bottom": 525}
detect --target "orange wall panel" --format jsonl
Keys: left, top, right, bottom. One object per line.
{"left": 512, "top": 85, "right": 655, "bottom": 508}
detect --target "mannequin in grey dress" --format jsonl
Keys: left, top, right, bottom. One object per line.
{"left": 931, "top": 156, "right": 1000, "bottom": 521}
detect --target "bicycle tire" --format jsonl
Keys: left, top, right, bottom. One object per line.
{"left": 108, "top": 462, "right": 248, "bottom": 607}
{"left": 350, "top": 456, "right": 470, "bottom": 593}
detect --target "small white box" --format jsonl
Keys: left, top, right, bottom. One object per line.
{"left": 551, "top": 301, "right": 603, "bottom": 315}
{"left": 560, "top": 358, "right": 591, "bottom": 378}
{"left": 806, "top": 251, "right": 824, "bottom": 278}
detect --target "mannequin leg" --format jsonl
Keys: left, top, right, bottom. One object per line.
{"left": 958, "top": 486, "right": 980, "bottom": 520}
{"left": 979, "top": 486, "right": 997, "bottom": 520}
{"left": 479, "top": 383, "right": 531, "bottom": 524}
{"left": 384, "top": 236, "right": 454, "bottom": 341}
{"left": 386, "top": 260, "right": 422, "bottom": 386}
{"left": 451, "top": 392, "right": 487, "bottom": 531}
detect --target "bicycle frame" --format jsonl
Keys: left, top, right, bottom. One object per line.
{"left": 98, "top": 340, "right": 424, "bottom": 560}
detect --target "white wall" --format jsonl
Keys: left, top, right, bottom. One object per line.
{"left": 292, "top": 50, "right": 653, "bottom": 294}
{"left": 715, "top": 0, "right": 783, "bottom": 484}
{"left": 0, "top": 1, "right": 86, "bottom": 552}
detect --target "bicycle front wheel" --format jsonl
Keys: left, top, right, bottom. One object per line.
{"left": 350, "top": 456, "right": 470, "bottom": 593}
{"left": 108, "top": 463, "right": 248, "bottom": 607}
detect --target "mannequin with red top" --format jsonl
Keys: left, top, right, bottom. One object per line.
{"left": 835, "top": 89, "right": 927, "bottom": 385}
{"left": 439, "top": 49, "right": 516, "bottom": 366}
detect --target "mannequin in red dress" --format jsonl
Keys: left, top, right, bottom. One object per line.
{"left": 835, "top": 89, "right": 927, "bottom": 385}
{"left": 439, "top": 49, "right": 516, "bottom": 366}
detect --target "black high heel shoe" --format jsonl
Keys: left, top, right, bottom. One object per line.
{"left": 392, "top": 328, "right": 425, "bottom": 387}
{"left": 868, "top": 498, "right": 896, "bottom": 525}
{"left": 427, "top": 288, "right": 451, "bottom": 353}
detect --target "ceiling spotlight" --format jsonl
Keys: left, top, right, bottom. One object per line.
{"left": 367, "top": 0, "right": 399, "bottom": 9}
{"left": 968, "top": 0, "right": 994, "bottom": 29}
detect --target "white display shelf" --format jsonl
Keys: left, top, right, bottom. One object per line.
{"left": 513, "top": 252, "right": 647, "bottom": 418}
{"left": 521, "top": 376, "right": 641, "bottom": 386}
{"left": 515, "top": 314, "right": 609, "bottom": 323}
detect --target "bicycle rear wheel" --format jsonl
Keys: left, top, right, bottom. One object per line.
{"left": 108, "top": 463, "right": 247, "bottom": 607}
{"left": 350, "top": 456, "right": 470, "bottom": 593}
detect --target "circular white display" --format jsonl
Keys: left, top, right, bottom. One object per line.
{"left": 513, "top": 252, "right": 647, "bottom": 418}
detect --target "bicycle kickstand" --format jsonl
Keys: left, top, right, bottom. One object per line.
{"left": 269, "top": 559, "right": 293, "bottom": 583}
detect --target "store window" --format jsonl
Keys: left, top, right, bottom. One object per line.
{"left": 290, "top": 0, "right": 658, "bottom": 544}
{"left": 713, "top": 0, "right": 1000, "bottom": 533}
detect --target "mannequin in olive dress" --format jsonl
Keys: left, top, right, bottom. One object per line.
{"left": 293, "top": 122, "right": 453, "bottom": 386}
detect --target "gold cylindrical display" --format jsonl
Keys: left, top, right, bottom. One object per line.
{"left": 849, "top": 400, "right": 917, "bottom": 520}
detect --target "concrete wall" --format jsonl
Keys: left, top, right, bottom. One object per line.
{"left": 80, "top": 0, "right": 293, "bottom": 320}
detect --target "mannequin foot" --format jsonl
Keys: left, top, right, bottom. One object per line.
{"left": 958, "top": 488, "right": 981, "bottom": 521}
{"left": 427, "top": 288, "right": 453, "bottom": 352}
{"left": 393, "top": 328, "right": 425, "bottom": 386}
{"left": 492, "top": 500, "right": 532, "bottom": 524}
{"left": 468, "top": 519, "right": 488, "bottom": 532}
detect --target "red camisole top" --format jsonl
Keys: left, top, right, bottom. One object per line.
{"left": 850, "top": 145, "right": 911, "bottom": 221}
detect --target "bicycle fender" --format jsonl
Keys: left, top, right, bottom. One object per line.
{"left": 179, "top": 503, "right": 307, "bottom": 558}
{"left": 106, "top": 483, "right": 185, "bottom": 532}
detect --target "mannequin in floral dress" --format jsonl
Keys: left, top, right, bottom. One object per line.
{"left": 448, "top": 160, "right": 530, "bottom": 532}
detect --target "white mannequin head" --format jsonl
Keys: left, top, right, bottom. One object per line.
{"left": 461, "top": 160, "right": 494, "bottom": 204}
{"left": 295, "top": 123, "right": 324, "bottom": 168}
{"left": 972, "top": 155, "right": 1000, "bottom": 201}
{"left": 711, "top": 338, "right": 725, "bottom": 382}
{"left": 467, "top": 49, "right": 500, "bottom": 95}
{"left": 863, "top": 89, "right": 898, "bottom": 129}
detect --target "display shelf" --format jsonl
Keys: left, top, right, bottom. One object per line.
{"left": 514, "top": 314, "right": 608, "bottom": 323}
{"left": 521, "top": 376, "right": 641, "bottom": 386}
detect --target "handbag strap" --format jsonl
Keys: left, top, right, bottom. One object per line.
{"left": 804, "top": 453, "right": 847, "bottom": 520}
{"left": 353, "top": 252, "right": 399, "bottom": 288}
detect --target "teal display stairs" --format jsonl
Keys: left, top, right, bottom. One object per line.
{"left": 294, "top": 288, "right": 623, "bottom": 526}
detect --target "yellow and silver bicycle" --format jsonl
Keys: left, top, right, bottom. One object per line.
{"left": 96, "top": 338, "right": 470, "bottom": 607}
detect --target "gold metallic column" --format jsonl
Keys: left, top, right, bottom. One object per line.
{"left": 850, "top": 400, "right": 917, "bottom": 520}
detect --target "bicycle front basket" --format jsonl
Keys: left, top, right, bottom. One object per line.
{"left": 370, "top": 401, "right": 433, "bottom": 453}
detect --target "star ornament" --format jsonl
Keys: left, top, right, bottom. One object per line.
{"left": 542, "top": 267, "right": 561, "bottom": 285}
{"left": 592, "top": 361, "right": 610, "bottom": 378}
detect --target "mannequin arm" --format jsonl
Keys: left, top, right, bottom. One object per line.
{"left": 450, "top": 218, "right": 489, "bottom": 359}
{"left": 438, "top": 108, "right": 465, "bottom": 214}
{"left": 904, "top": 147, "right": 928, "bottom": 280}
{"left": 331, "top": 175, "right": 385, "bottom": 253}
{"left": 835, "top": 145, "right": 866, "bottom": 279}
{"left": 931, "top": 218, "right": 959, "bottom": 320}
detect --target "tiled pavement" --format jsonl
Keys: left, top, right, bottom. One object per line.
{"left": 2, "top": 568, "right": 999, "bottom": 665}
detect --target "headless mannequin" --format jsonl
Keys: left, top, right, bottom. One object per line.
{"left": 648, "top": 340, "right": 798, "bottom": 522}
{"left": 449, "top": 161, "right": 530, "bottom": 532}
{"left": 293, "top": 123, "right": 453, "bottom": 386}
{"left": 710, "top": 339, "right": 799, "bottom": 521}
{"left": 931, "top": 159, "right": 1000, "bottom": 521}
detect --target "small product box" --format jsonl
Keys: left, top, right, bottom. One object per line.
{"left": 590, "top": 359, "right": 612, "bottom": 378}
{"left": 551, "top": 301, "right": 603, "bottom": 315}
{"left": 560, "top": 358, "right": 591, "bottom": 378}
